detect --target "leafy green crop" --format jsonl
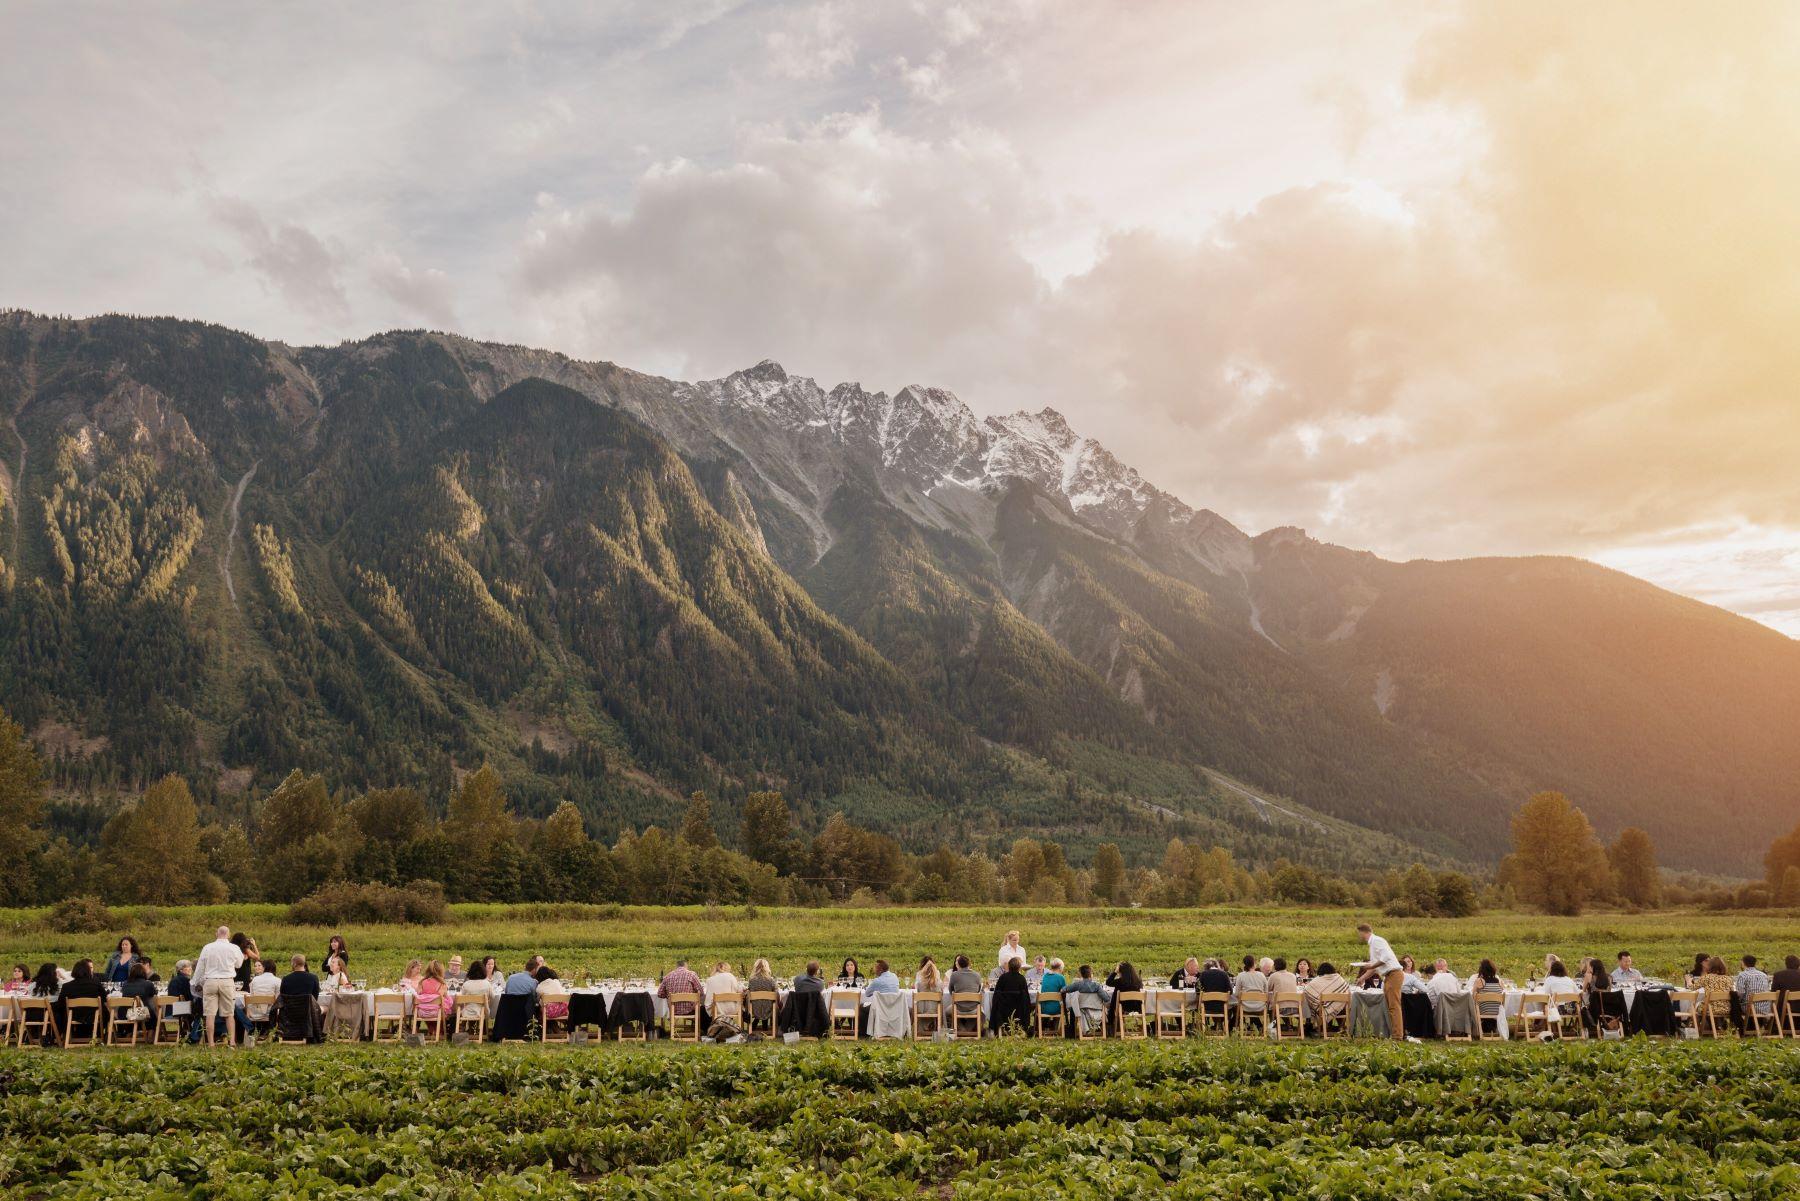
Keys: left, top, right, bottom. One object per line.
{"left": 1, "top": 1041, "right": 1795, "bottom": 1198}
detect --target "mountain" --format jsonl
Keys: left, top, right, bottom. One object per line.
{"left": 2, "top": 311, "right": 1795, "bottom": 874}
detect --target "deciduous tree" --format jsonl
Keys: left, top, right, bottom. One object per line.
{"left": 1500, "top": 791, "right": 1610, "bottom": 915}
{"left": 1608, "top": 827, "right": 1661, "bottom": 908}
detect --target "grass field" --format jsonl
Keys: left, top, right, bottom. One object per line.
{"left": 3, "top": 903, "right": 1794, "bottom": 984}
{"left": 1, "top": 1040, "right": 1797, "bottom": 1198}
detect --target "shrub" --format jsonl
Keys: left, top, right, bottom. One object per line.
{"left": 44, "top": 895, "right": 118, "bottom": 934}
{"left": 288, "top": 880, "right": 448, "bottom": 926}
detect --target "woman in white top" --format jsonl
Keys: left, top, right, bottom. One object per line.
{"left": 703, "top": 961, "right": 742, "bottom": 1023}
{"left": 321, "top": 955, "right": 350, "bottom": 992}
{"left": 248, "top": 959, "right": 281, "bottom": 998}
{"left": 396, "top": 959, "right": 424, "bottom": 993}
{"left": 997, "top": 931, "right": 1027, "bottom": 971}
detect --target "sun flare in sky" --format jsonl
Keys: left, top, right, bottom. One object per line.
{"left": 3, "top": 1, "right": 1797, "bottom": 633}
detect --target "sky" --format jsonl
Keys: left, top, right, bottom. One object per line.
{"left": 4, "top": 1, "right": 1798, "bottom": 635}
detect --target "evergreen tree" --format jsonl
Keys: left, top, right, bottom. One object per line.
{"left": 444, "top": 765, "right": 514, "bottom": 860}
{"left": 739, "top": 790, "right": 791, "bottom": 869}
{"left": 1608, "top": 827, "right": 1661, "bottom": 908}
{"left": 0, "top": 709, "right": 45, "bottom": 906}
{"left": 1092, "top": 842, "right": 1125, "bottom": 904}
{"left": 679, "top": 790, "right": 718, "bottom": 849}
{"left": 256, "top": 769, "right": 357, "bottom": 901}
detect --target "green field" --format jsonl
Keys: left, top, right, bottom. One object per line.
{"left": 1, "top": 1041, "right": 1797, "bottom": 1198}
{"left": 3, "top": 904, "right": 1793, "bottom": 984}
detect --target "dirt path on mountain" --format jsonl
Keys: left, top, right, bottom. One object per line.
{"left": 219, "top": 461, "right": 258, "bottom": 604}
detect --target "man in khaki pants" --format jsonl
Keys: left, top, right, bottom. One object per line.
{"left": 1354, "top": 922, "right": 1406, "bottom": 1041}
{"left": 193, "top": 925, "right": 246, "bottom": 1047}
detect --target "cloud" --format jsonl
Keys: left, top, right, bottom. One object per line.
{"left": 210, "top": 197, "right": 350, "bottom": 323}
{"left": 763, "top": 2, "right": 857, "bottom": 80}
{"left": 369, "top": 250, "right": 458, "bottom": 330}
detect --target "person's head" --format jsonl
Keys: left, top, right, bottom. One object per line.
{"left": 482, "top": 956, "right": 498, "bottom": 976}
{"left": 447, "top": 955, "right": 463, "bottom": 976}
{"left": 536, "top": 965, "right": 558, "bottom": 982}
{"left": 1117, "top": 961, "right": 1140, "bottom": 986}
{"left": 1274, "top": 956, "right": 1289, "bottom": 972}
{"left": 1706, "top": 955, "right": 1727, "bottom": 975}
{"left": 1616, "top": 951, "right": 1633, "bottom": 969}
{"left": 1543, "top": 953, "right": 1563, "bottom": 973}
{"left": 129, "top": 961, "right": 150, "bottom": 981}
{"left": 175, "top": 959, "right": 192, "bottom": 977}
{"left": 714, "top": 960, "right": 731, "bottom": 975}
{"left": 117, "top": 936, "right": 139, "bottom": 958}
{"left": 1399, "top": 955, "right": 1413, "bottom": 972}
{"left": 9, "top": 963, "right": 27, "bottom": 983}
{"left": 1295, "top": 958, "right": 1312, "bottom": 976}
{"left": 1079, "top": 964, "right": 1093, "bottom": 979}
{"left": 291, "top": 954, "right": 308, "bottom": 972}
{"left": 1357, "top": 923, "right": 1373, "bottom": 942}
{"left": 71, "top": 959, "right": 95, "bottom": 982}
{"left": 1241, "top": 954, "right": 1255, "bottom": 971}
{"left": 1005, "top": 930, "right": 1021, "bottom": 946}
{"left": 260, "top": 958, "right": 278, "bottom": 976}
{"left": 1185, "top": 956, "right": 1201, "bottom": 973}
{"left": 230, "top": 933, "right": 251, "bottom": 953}
{"left": 1033, "top": 955, "right": 1047, "bottom": 969}
{"left": 1006, "top": 957, "right": 1021, "bottom": 974}
{"left": 1742, "top": 954, "right": 1758, "bottom": 969}
{"left": 1433, "top": 958, "right": 1449, "bottom": 973}
{"left": 528, "top": 954, "right": 545, "bottom": 972}
{"left": 466, "top": 960, "right": 487, "bottom": 981}
{"left": 1049, "top": 958, "right": 1064, "bottom": 973}
{"left": 1258, "top": 958, "right": 1274, "bottom": 974}
{"left": 840, "top": 957, "right": 858, "bottom": 977}
{"left": 917, "top": 955, "right": 935, "bottom": 970}
{"left": 753, "top": 957, "right": 772, "bottom": 978}
{"left": 215, "top": 925, "right": 231, "bottom": 942}
{"left": 1318, "top": 962, "right": 1336, "bottom": 976}
{"left": 874, "top": 959, "right": 890, "bottom": 976}
{"left": 1787, "top": 955, "right": 1800, "bottom": 971}
{"left": 326, "top": 955, "right": 344, "bottom": 975}
{"left": 1549, "top": 961, "right": 1568, "bottom": 978}
{"left": 954, "top": 954, "right": 970, "bottom": 970}
{"left": 404, "top": 959, "right": 423, "bottom": 979}
{"left": 1690, "top": 952, "right": 1708, "bottom": 975}
{"left": 426, "top": 960, "right": 445, "bottom": 982}
{"left": 1478, "top": 958, "right": 1498, "bottom": 980}
{"left": 329, "top": 935, "right": 347, "bottom": 954}
{"left": 805, "top": 960, "right": 821, "bottom": 978}
{"left": 33, "top": 963, "right": 59, "bottom": 994}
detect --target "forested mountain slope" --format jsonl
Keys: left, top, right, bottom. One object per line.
{"left": 2, "top": 311, "right": 1794, "bottom": 873}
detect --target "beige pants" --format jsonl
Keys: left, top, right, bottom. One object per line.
{"left": 1383, "top": 969, "right": 1404, "bottom": 1039}
{"left": 202, "top": 978, "right": 238, "bottom": 1021}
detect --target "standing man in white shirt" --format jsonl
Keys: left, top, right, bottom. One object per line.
{"left": 193, "top": 925, "right": 246, "bottom": 1048}
{"left": 1354, "top": 922, "right": 1406, "bottom": 1041}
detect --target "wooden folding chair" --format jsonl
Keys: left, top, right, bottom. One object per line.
{"left": 1513, "top": 992, "right": 1552, "bottom": 1040}
{"left": 668, "top": 992, "right": 703, "bottom": 1042}
{"left": 1034, "top": 991, "right": 1064, "bottom": 1039}
{"left": 15, "top": 997, "right": 53, "bottom": 1046}
{"left": 1781, "top": 991, "right": 1800, "bottom": 1039}
{"left": 451, "top": 994, "right": 489, "bottom": 1042}
{"left": 242, "top": 993, "right": 277, "bottom": 1038}
{"left": 1315, "top": 991, "right": 1351, "bottom": 1039}
{"left": 1152, "top": 990, "right": 1186, "bottom": 1039}
{"left": 105, "top": 995, "right": 147, "bottom": 1046}
{"left": 1235, "top": 991, "right": 1269, "bottom": 1038}
{"left": 951, "top": 993, "right": 983, "bottom": 1040}
{"left": 0, "top": 996, "right": 15, "bottom": 1046}
{"left": 1473, "top": 987, "right": 1506, "bottom": 1041}
{"left": 828, "top": 989, "right": 860, "bottom": 1040}
{"left": 370, "top": 991, "right": 407, "bottom": 1042}
{"left": 1196, "top": 992, "right": 1231, "bottom": 1038}
{"left": 1667, "top": 989, "right": 1699, "bottom": 1039}
{"left": 61, "top": 998, "right": 102, "bottom": 1048}
{"left": 746, "top": 990, "right": 781, "bottom": 1036}
{"left": 539, "top": 990, "right": 572, "bottom": 1043}
{"left": 1070, "top": 994, "right": 1103, "bottom": 1040}
{"left": 1270, "top": 991, "right": 1305, "bottom": 1041}
{"left": 1549, "top": 994, "right": 1584, "bottom": 1040}
{"left": 1744, "top": 991, "right": 1781, "bottom": 1038}
{"left": 273, "top": 996, "right": 313, "bottom": 1046}
{"left": 709, "top": 991, "right": 743, "bottom": 1034}
{"left": 411, "top": 994, "right": 448, "bottom": 1043}
{"left": 1694, "top": 988, "right": 1727, "bottom": 1038}
{"left": 153, "top": 997, "right": 190, "bottom": 1045}
{"left": 912, "top": 993, "right": 942, "bottom": 1040}
{"left": 1115, "top": 992, "right": 1146, "bottom": 1040}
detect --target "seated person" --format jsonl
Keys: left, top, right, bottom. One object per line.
{"left": 1610, "top": 951, "right": 1645, "bottom": 988}
{"left": 861, "top": 960, "right": 900, "bottom": 1000}
{"left": 279, "top": 954, "right": 323, "bottom": 1041}
{"left": 835, "top": 957, "right": 865, "bottom": 989}
{"left": 458, "top": 960, "right": 494, "bottom": 997}
{"left": 1038, "top": 959, "right": 1068, "bottom": 1017}
{"left": 1105, "top": 961, "right": 1144, "bottom": 1031}
{"left": 1398, "top": 955, "right": 1428, "bottom": 993}
{"left": 506, "top": 957, "right": 546, "bottom": 996}
{"left": 745, "top": 958, "right": 782, "bottom": 1027}
{"left": 1771, "top": 954, "right": 1800, "bottom": 996}
{"left": 1266, "top": 957, "right": 1299, "bottom": 998}
{"left": 415, "top": 960, "right": 448, "bottom": 1024}
{"left": 244, "top": 957, "right": 282, "bottom": 1032}
{"left": 444, "top": 956, "right": 468, "bottom": 989}
{"left": 946, "top": 955, "right": 983, "bottom": 1015}
{"left": 1303, "top": 962, "right": 1350, "bottom": 1003}
{"left": 321, "top": 955, "right": 352, "bottom": 992}
{"left": 1695, "top": 956, "right": 1735, "bottom": 1029}
{"left": 54, "top": 958, "right": 107, "bottom": 1041}
{"left": 1026, "top": 955, "right": 1049, "bottom": 989}
{"left": 989, "top": 958, "right": 1032, "bottom": 1035}
{"left": 1169, "top": 957, "right": 1203, "bottom": 989}
{"left": 1197, "top": 958, "right": 1233, "bottom": 1007}
{"left": 396, "top": 959, "right": 425, "bottom": 994}
{"left": 1467, "top": 959, "right": 1506, "bottom": 993}
{"left": 792, "top": 961, "right": 826, "bottom": 994}
{"left": 1232, "top": 956, "right": 1270, "bottom": 1023}
{"left": 1541, "top": 960, "right": 1581, "bottom": 1025}
{"left": 914, "top": 956, "right": 942, "bottom": 996}
{"left": 657, "top": 959, "right": 704, "bottom": 1022}
{"left": 1733, "top": 955, "right": 1772, "bottom": 1031}
{"left": 535, "top": 965, "right": 568, "bottom": 1023}
{"left": 1425, "top": 959, "right": 1463, "bottom": 998}
{"left": 1293, "top": 958, "right": 1314, "bottom": 986}
{"left": 117, "top": 961, "right": 160, "bottom": 1035}
{"left": 248, "top": 957, "right": 281, "bottom": 998}
{"left": 704, "top": 961, "right": 743, "bottom": 1026}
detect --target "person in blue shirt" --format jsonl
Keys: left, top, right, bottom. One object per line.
{"left": 1038, "top": 959, "right": 1068, "bottom": 1016}
{"left": 505, "top": 956, "right": 544, "bottom": 995}
{"left": 103, "top": 936, "right": 142, "bottom": 985}
{"left": 861, "top": 960, "right": 900, "bottom": 1000}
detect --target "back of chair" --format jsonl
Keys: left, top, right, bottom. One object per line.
{"left": 372, "top": 990, "right": 405, "bottom": 1018}
{"left": 63, "top": 997, "right": 102, "bottom": 1045}
{"left": 829, "top": 989, "right": 859, "bottom": 1015}
{"left": 243, "top": 993, "right": 277, "bottom": 1022}
{"left": 1237, "top": 989, "right": 1268, "bottom": 1014}
{"left": 454, "top": 995, "right": 489, "bottom": 1022}
{"left": 1476, "top": 986, "right": 1506, "bottom": 1017}
{"left": 1153, "top": 990, "right": 1184, "bottom": 1015}
{"left": 710, "top": 990, "right": 743, "bottom": 1022}
{"left": 1273, "top": 990, "right": 1303, "bottom": 1013}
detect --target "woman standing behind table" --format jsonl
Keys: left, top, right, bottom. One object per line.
{"left": 997, "top": 931, "right": 1027, "bottom": 973}
{"left": 326, "top": 935, "right": 350, "bottom": 971}
{"left": 104, "top": 936, "right": 143, "bottom": 984}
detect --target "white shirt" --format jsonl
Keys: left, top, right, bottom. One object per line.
{"left": 1362, "top": 933, "right": 1401, "bottom": 977}
{"left": 997, "top": 942, "right": 1027, "bottom": 970}
{"left": 249, "top": 971, "right": 280, "bottom": 996}
{"left": 193, "top": 938, "right": 245, "bottom": 987}
{"left": 1542, "top": 975, "right": 1581, "bottom": 998}
{"left": 703, "top": 971, "right": 741, "bottom": 1007}
{"left": 1426, "top": 971, "right": 1463, "bottom": 998}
